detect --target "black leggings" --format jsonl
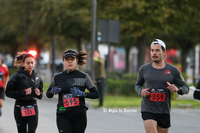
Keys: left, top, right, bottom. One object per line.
{"left": 0, "top": 87, "right": 5, "bottom": 100}
{"left": 14, "top": 104, "right": 38, "bottom": 133}
{"left": 57, "top": 112, "right": 87, "bottom": 133}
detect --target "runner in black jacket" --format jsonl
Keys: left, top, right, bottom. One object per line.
{"left": 6, "top": 52, "right": 43, "bottom": 133}
{"left": 46, "top": 49, "right": 99, "bottom": 133}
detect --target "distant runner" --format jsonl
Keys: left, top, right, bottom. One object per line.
{"left": 135, "top": 39, "right": 189, "bottom": 133}
{"left": 0, "top": 56, "right": 9, "bottom": 117}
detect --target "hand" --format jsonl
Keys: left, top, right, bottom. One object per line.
{"left": 166, "top": 83, "right": 179, "bottom": 93}
{"left": 141, "top": 88, "right": 150, "bottom": 97}
{"left": 25, "top": 87, "right": 32, "bottom": 95}
{"left": 70, "top": 87, "right": 83, "bottom": 97}
{"left": 51, "top": 87, "right": 62, "bottom": 95}
{"left": 34, "top": 88, "right": 40, "bottom": 96}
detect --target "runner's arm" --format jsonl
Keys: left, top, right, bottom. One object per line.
{"left": 84, "top": 74, "right": 99, "bottom": 99}
{"left": 3, "top": 75, "right": 9, "bottom": 91}
{"left": 5, "top": 74, "right": 26, "bottom": 99}
{"left": 196, "top": 79, "right": 200, "bottom": 89}
{"left": 3, "top": 66, "right": 9, "bottom": 91}
{"left": 35, "top": 77, "right": 43, "bottom": 99}
{"left": 174, "top": 68, "right": 189, "bottom": 95}
{"left": 135, "top": 68, "right": 145, "bottom": 96}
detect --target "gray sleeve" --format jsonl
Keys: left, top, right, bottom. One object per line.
{"left": 85, "top": 74, "right": 95, "bottom": 90}
{"left": 174, "top": 69, "right": 189, "bottom": 95}
{"left": 135, "top": 67, "right": 144, "bottom": 96}
{"left": 178, "top": 86, "right": 189, "bottom": 95}
{"left": 83, "top": 74, "right": 99, "bottom": 99}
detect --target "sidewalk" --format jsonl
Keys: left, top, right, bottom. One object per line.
{"left": 178, "top": 89, "right": 194, "bottom": 99}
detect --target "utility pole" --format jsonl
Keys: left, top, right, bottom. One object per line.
{"left": 25, "top": 0, "right": 29, "bottom": 51}
{"left": 90, "top": 0, "right": 97, "bottom": 81}
{"left": 52, "top": 36, "right": 56, "bottom": 78}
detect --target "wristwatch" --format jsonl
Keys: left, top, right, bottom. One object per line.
{"left": 83, "top": 92, "right": 87, "bottom": 97}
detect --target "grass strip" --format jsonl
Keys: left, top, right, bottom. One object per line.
{"left": 88, "top": 96, "right": 200, "bottom": 109}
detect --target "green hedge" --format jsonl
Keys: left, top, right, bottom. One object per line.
{"left": 107, "top": 73, "right": 138, "bottom": 96}
{"left": 107, "top": 78, "right": 137, "bottom": 96}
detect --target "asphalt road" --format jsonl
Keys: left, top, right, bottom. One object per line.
{"left": 0, "top": 96, "right": 200, "bottom": 133}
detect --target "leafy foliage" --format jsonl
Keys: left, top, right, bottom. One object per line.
{"left": 0, "top": 0, "right": 200, "bottom": 73}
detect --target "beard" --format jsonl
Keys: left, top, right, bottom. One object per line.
{"left": 151, "top": 55, "right": 160, "bottom": 63}
{"left": 152, "top": 60, "right": 160, "bottom": 63}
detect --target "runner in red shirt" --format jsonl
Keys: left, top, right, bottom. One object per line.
{"left": 0, "top": 56, "right": 9, "bottom": 117}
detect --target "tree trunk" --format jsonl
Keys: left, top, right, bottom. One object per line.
{"left": 181, "top": 41, "right": 192, "bottom": 73}
{"left": 77, "top": 35, "right": 82, "bottom": 51}
{"left": 124, "top": 46, "right": 130, "bottom": 73}
{"left": 137, "top": 36, "right": 147, "bottom": 71}
{"left": 11, "top": 43, "right": 19, "bottom": 62}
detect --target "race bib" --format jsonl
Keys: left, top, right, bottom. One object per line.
{"left": 63, "top": 94, "right": 80, "bottom": 108}
{"left": 149, "top": 88, "right": 166, "bottom": 102}
{"left": 150, "top": 93, "right": 166, "bottom": 102}
{"left": 21, "top": 105, "right": 36, "bottom": 117}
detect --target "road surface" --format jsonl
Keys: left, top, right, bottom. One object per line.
{"left": 0, "top": 96, "right": 199, "bottom": 133}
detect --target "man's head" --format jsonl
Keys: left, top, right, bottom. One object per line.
{"left": 150, "top": 39, "right": 166, "bottom": 63}
{"left": 93, "top": 50, "right": 100, "bottom": 60}
{"left": 150, "top": 39, "right": 166, "bottom": 52}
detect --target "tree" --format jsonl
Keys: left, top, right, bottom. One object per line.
{"left": 0, "top": 1, "right": 26, "bottom": 58}
{"left": 0, "top": 0, "right": 93, "bottom": 68}
{"left": 162, "top": 0, "right": 200, "bottom": 73}
{"left": 97, "top": 0, "right": 200, "bottom": 74}
{"left": 97, "top": 0, "right": 173, "bottom": 72}
{"left": 33, "top": 0, "right": 92, "bottom": 52}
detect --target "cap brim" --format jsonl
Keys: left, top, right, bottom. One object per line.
{"left": 63, "top": 55, "right": 76, "bottom": 59}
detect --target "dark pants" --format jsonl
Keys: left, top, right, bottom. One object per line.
{"left": 96, "top": 78, "right": 104, "bottom": 106}
{"left": 57, "top": 112, "right": 87, "bottom": 133}
{"left": 0, "top": 87, "right": 5, "bottom": 100}
{"left": 14, "top": 104, "right": 38, "bottom": 133}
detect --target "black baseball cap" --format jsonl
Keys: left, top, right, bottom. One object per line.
{"left": 63, "top": 50, "right": 77, "bottom": 59}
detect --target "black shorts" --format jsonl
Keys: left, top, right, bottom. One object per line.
{"left": 141, "top": 112, "right": 171, "bottom": 128}
{"left": 0, "top": 87, "right": 5, "bottom": 100}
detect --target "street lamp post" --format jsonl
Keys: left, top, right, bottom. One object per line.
{"left": 90, "top": 0, "right": 97, "bottom": 81}
{"left": 25, "top": 0, "right": 29, "bottom": 51}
